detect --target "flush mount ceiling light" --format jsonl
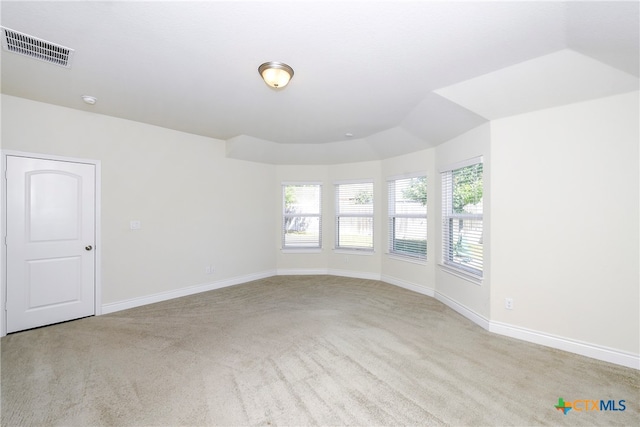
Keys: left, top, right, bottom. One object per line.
{"left": 81, "top": 95, "right": 97, "bottom": 105}
{"left": 258, "top": 61, "right": 294, "bottom": 88}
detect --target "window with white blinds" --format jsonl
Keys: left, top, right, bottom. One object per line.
{"left": 335, "top": 181, "right": 374, "bottom": 250}
{"left": 282, "top": 183, "right": 321, "bottom": 249}
{"left": 441, "top": 158, "right": 483, "bottom": 277}
{"left": 388, "top": 175, "right": 427, "bottom": 259}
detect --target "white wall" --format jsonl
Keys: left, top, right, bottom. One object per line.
{"left": 1, "top": 95, "right": 277, "bottom": 306}
{"left": 434, "top": 124, "right": 492, "bottom": 320}
{"left": 275, "top": 164, "right": 330, "bottom": 272}
{"left": 380, "top": 149, "right": 436, "bottom": 294}
{"left": 275, "top": 161, "right": 384, "bottom": 279}
{"left": 3, "top": 92, "right": 637, "bottom": 366}
{"left": 491, "top": 91, "right": 639, "bottom": 355}
{"left": 276, "top": 152, "right": 439, "bottom": 294}
{"left": 327, "top": 161, "right": 383, "bottom": 277}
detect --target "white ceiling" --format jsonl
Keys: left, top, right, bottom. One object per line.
{"left": 1, "top": 1, "right": 638, "bottom": 164}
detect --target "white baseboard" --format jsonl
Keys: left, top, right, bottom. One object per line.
{"left": 276, "top": 268, "right": 329, "bottom": 276}
{"left": 100, "top": 269, "right": 639, "bottom": 370}
{"left": 278, "top": 269, "right": 438, "bottom": 298}
{"left": 278, "top": 270, "right": 435, "bottom": 298}
{"left": 434, "top": 291, "right": 491, "bottom": 330}
{"left": 327, "top": 268, "right": 381, "bottom": 281}
{"left": 433, "top": 290, "right": 638, "bottom": 370}
{"left": 101, "top": 270, "right": 277, "bottom": 314}
{"left": 489, "top": 321, "right": 640, "bottom": 370}
{"left": 381, "top": 275, "right": 435, "bottom": 297}
{"left": 103, "top": 268, "right": 380, "bottom": 315}
{"left": 278, "top": 268, "right": 382, "bottom": 281}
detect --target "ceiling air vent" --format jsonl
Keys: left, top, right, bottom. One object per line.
{"left": 1, "top": 27, "right": 74, "bottom": 68}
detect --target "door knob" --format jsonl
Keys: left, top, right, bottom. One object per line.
{"left": 85, "top": 245, "right": 93, "bottom": 251}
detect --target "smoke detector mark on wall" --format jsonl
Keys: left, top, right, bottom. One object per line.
{"left": 1, "top": 27, "right": 74, "bottom": 68}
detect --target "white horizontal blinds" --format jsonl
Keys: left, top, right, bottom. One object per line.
{"left": 441, "top": 161, "right": 483, "bottom": 276}
{"left": 336, "top": 181, "right": 374, "bottom": 250}
{"left": 388, "top": 176, "right": 427, "bottom": 259}
{"left": 283, "top": 184, "right": 321, "bottom": 248}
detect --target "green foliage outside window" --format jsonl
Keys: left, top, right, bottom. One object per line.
{"left": 401, "top": 176, "right": 427, "bottom": 206}
{"left": 453, "top": 163, "right": 483, "bottom": 213}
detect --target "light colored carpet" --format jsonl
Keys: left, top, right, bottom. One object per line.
{"left": 1, "top": 275, "right": 638, "bottom": 426}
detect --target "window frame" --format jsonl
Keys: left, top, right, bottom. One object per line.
{"left": 440, "top": 157, "right": 484, "bottom": 280}
{"left": 282, "top": 182, "right": 322, "bottom": 250}
{"left": 335, "top": 180, "right": 374, "bottom": 252}
{"left": 387, "top": 173, "right": 427, "bottom": 261}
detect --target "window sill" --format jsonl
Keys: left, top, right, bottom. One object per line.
{"left": 438, "top": 263, "right": 483, "bottom": 286}
{"left": 386, "top": 253, "right": 427, "bottom": 266}
{"left": 281, "top": 248, "right": 323, "bottom": 254}
{"left": 333, "top": 249, "right": 375, "bottom": 256}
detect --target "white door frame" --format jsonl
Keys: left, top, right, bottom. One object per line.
{"left": 1, "top": 150, "right": 102, "bottom": 337}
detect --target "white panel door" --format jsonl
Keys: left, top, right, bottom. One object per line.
{"left": 6, "top": 156, "right": 95, "bottom": 333}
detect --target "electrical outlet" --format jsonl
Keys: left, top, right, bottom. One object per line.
{"left": 205, "top": 266, "right": 213, "bottom": 275}
{"left": 505, "top": 298, "right": 514, "bottom": 310}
